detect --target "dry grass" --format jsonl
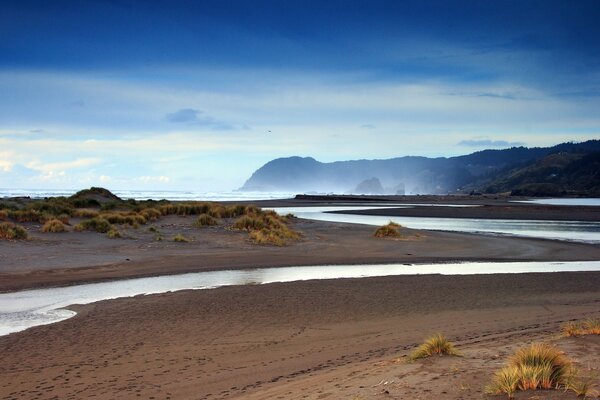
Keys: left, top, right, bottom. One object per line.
{"left": 562, "top": 318, "right": 600, "bottom": 337}
{"left": 74, "top": 218, "right": 113, "bottom": 233}
{"left": 567, "top": 373, "right": 599, "bottom": 399}
{"left": 0, "top": 222, "right": 28, "bottom": 240}
{"left": 409, "top": 334, "right": 461, "bottom": 361}
{"left": 374, "top": 221, "right": 401, "bottom": 238}
{"left": 233, "top": 210, "right": 300, "bottom": 246}
{"left": 40, "top": 219, "right": 68, "bottom": 233}
{"left": 486, "top": 343, "right": 573, "bottom": 398}
{"left": 0, "top": 209, "right": 8, "bottom": 221}
{"left": 73, "top": 209, "right": 100, "bottom": 218}
{"left": 107, "top": 229, "right": 122, "bottom": 239}
{"left": 194, "top": 213, "right": 218, "bottom": 227}
{"left": 100, "top": 212, "right": 147, "bottom": 226}
{"left": 173, "top": 233, "right": 190, "bottom": 242}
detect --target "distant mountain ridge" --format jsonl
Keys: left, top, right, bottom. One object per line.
{"left": 240, "top": 140, "right": 600, "bottom": 196}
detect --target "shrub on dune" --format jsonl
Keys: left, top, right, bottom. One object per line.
{"left": 0, "top": 209, "right": 8, "bottom": 221}
{"left": 233, "top": 215, "right": 266, "bottom": 231}
{"left": 561, "top": 318, "right": 600, "bottom": 337}
{"left": 73, "top": 209, "right": 100, "bottom": 218}
{"left": 106, "top": 229, "right": 121, "bottom": 239}
{"left": 41, "top": 219, "right": 67, "bottom": 233}
{"left": 173, "top": 234, "right": 190, "bottom": 242}
{"left": 374, "top": 221, "right": 401, "bottom": 238}
{"left": 409, "top": 333, "right": 460, "bottom": 360}
{"left": 74, "top": 217, "right": 112, "bottom": 233}
{"left": 0, "top": 222, "right": 28, "bottom": 240}
{"left": 194, "top": 213, "right": 218, "bottom": 227}
{"left": 486, "top": 343, "right": 573, "bottom": 398}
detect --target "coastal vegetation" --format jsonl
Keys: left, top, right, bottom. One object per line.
{"left": 0, "top": 187, "right": 300, "bottom": 246}
{"left": 408, "top": 333, "right": 460, "bottom": 360}
{"left": 485, "top": 343, "right": 574, "bottom": 398}
{"left": 374, "top": 221, "right": 402, "bottom": 238}
{"left": 194, "top": 213, "right": 218, "bottom": 227}
{"left": 0, "top": 222, "right": 28, "bottom": 240}
{"left": 74, "top": 217, "right": 112, "bottom": 233}
{"left": 173, "top": 233, "right": 190, "bottom": 242}
{"left": 232, "top": 210, "right": 300, "bottom": 246}
{"left": 40, "top": 219, "right": 68, "bottom": 233}
{"left": 562, "top": 318, "right": 600, "bottom": 337}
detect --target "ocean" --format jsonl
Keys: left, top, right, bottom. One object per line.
{"left": 0, "top": 188, "right": 298, "bottom": 202}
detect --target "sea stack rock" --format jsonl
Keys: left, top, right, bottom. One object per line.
{"left": 353, "top": 177, "right": 384, "bottom": 194}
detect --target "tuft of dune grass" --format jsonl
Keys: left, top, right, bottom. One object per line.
{"left": 0, "top": 222, "right": 28, "bottom": 240}
{"left": 232, "top": 210, "right": 300, "bottom": 246}
{"left": 106, "top": 229, "right": 121, "bottom": 239}
{"left": 374, "top": 221, "right": 401, "bottom": 238}
{"left": 409, "top": 333, "right": 460, "bottom": 361}
{"left": 74, "top": 217, "right": 112, "bottom": 233}
{"left": 194, "top": 213, "right": 218, "bottom": 227}
{"left": 561, "top": 318, "right": 600, "bottom": 337}
{"left": 41, "top": 219, "right": 68, "bottom": 233}
{"left": 485, "top": 343, "right": 573, "bottom": 398}
{"left": 173, "top": 233, "right": 190, "bottom": 242}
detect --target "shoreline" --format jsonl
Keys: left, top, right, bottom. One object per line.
{"left": 2, "top": 272, "right": 599, "bottom": 399}
{"left": 1, "top": 220, "right": 599, "bottom": 292}
{"left": 2, "top": 196, "right": 600, "bottom": 292}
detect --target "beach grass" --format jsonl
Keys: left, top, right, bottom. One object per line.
{"left": 74, "top": 217, "right": 113, "bottom": 233}
{"left": 485, "top": 343, "right": 573, "bottom": 398}
{"left": 107, "top": 229, "right": 122, "bottom": 239}
{"left": 233, "top": 210, "right": 300, "bottom": 245}
{"left": 561, "top": 318, "right": 600, "bottom": 337}
{"left": 41, "top": 219, "right": 68, "bottom": 233}
{"left": 0, "top": 222, "right": 28, "bottom": 240}
{"left": 173, "top": 233, "right": 190, "bottom": 242}
{"left": 374, "top": 221, "right": 401, "bottom": 238}
{"left": 409, "top": 333, "right": 460, "bottom": 360}
{"left": 194, "top": 213, "right": 218, "bottom": 227}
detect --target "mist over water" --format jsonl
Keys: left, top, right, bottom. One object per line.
{"left": 0, "top": 188, "right": 297, "bottom": 202}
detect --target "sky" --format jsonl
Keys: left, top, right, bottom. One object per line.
{"left": 1, "top": 0, "right": 600, "bottom": 191}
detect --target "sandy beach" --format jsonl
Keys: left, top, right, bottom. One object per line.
{"left": 1, "top": 272, "right": 599, "bottom": 399}
{"left": 1, "top": 198, "right": 600, "bottom": 399}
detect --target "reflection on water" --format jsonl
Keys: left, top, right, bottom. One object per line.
{"left": 1, "top": 261, "right": 600, "bottom": 336}
{"left": 515, "top": 198, "right": 600, "bottom": 207}
{"left": 271, "top": 206, "right": 600, "bottom": 243}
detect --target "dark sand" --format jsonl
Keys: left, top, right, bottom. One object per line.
{"left": 0, "top": 214, "right": 599, "bottom": 292}
{"left": 1, "top": 197, "right": 599, "bottom": 399}
{"left": 1, "top": 273, "right": 599, "bottom": 399}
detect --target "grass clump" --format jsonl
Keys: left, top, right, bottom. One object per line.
{"left": 409, "top": 333, "right": 461, "bottom": 361}
{"left": 0, "top": 209, "right": 9, "bottom": 220}
{"left": 194, "top": 213, "right": 218, "bottom": 227}
{"left": 485, "top": 343, "right": 573, "bottom": 398}
{"left": 74, "top": 217, "right": 112, "bottom": 233}
{"left": 73, "top": 209, "right": 99, "bottom": 218}
{"left": 106, "top": 229, "right": 121, "bottom": 239}
{"left": 41, "top": 219, "right": 68, "bottom": 233}
{"left": 232, "top": 210, "right": 300, "bottom": 246}
{"left": 374, "top": 221, "right": 401, "bottom": 238}
{"left": 173, "top": 234, "right": 190, "bottom": 242}
{"left": 562, "top": 318, "right": 600, "bottom": 337}
{"left": 0, "top": 222, "right": 28, "bottom": 240}
{"left": 567, "top": 373, "right": 599, "bottom": 399}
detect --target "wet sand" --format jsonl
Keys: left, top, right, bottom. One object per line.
{"left": 1, "top": 197, "right": 599, "bottom": 399}
{"left": 1, "top": 215, "right": 599, "bottom": 292}
{"left": 1, "top": 272, "right": 599, "bottom": 399}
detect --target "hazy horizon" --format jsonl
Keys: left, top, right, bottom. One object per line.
{"left": 2, "top": 0, "right": 600, "bottom": 191}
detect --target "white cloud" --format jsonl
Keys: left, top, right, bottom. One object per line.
{"left": 139, "top": 175, "right": 170, "bottom": 183}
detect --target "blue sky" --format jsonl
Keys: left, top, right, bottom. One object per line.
{"left": 1, "top": 0, "right": 599, "bottom": 190}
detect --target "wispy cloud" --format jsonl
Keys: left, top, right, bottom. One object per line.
{"left": 458, "top": 139, "right": 526, "bottom": 148}
{"left": 166, "top": 108, "right": 235, "bottom": 130}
